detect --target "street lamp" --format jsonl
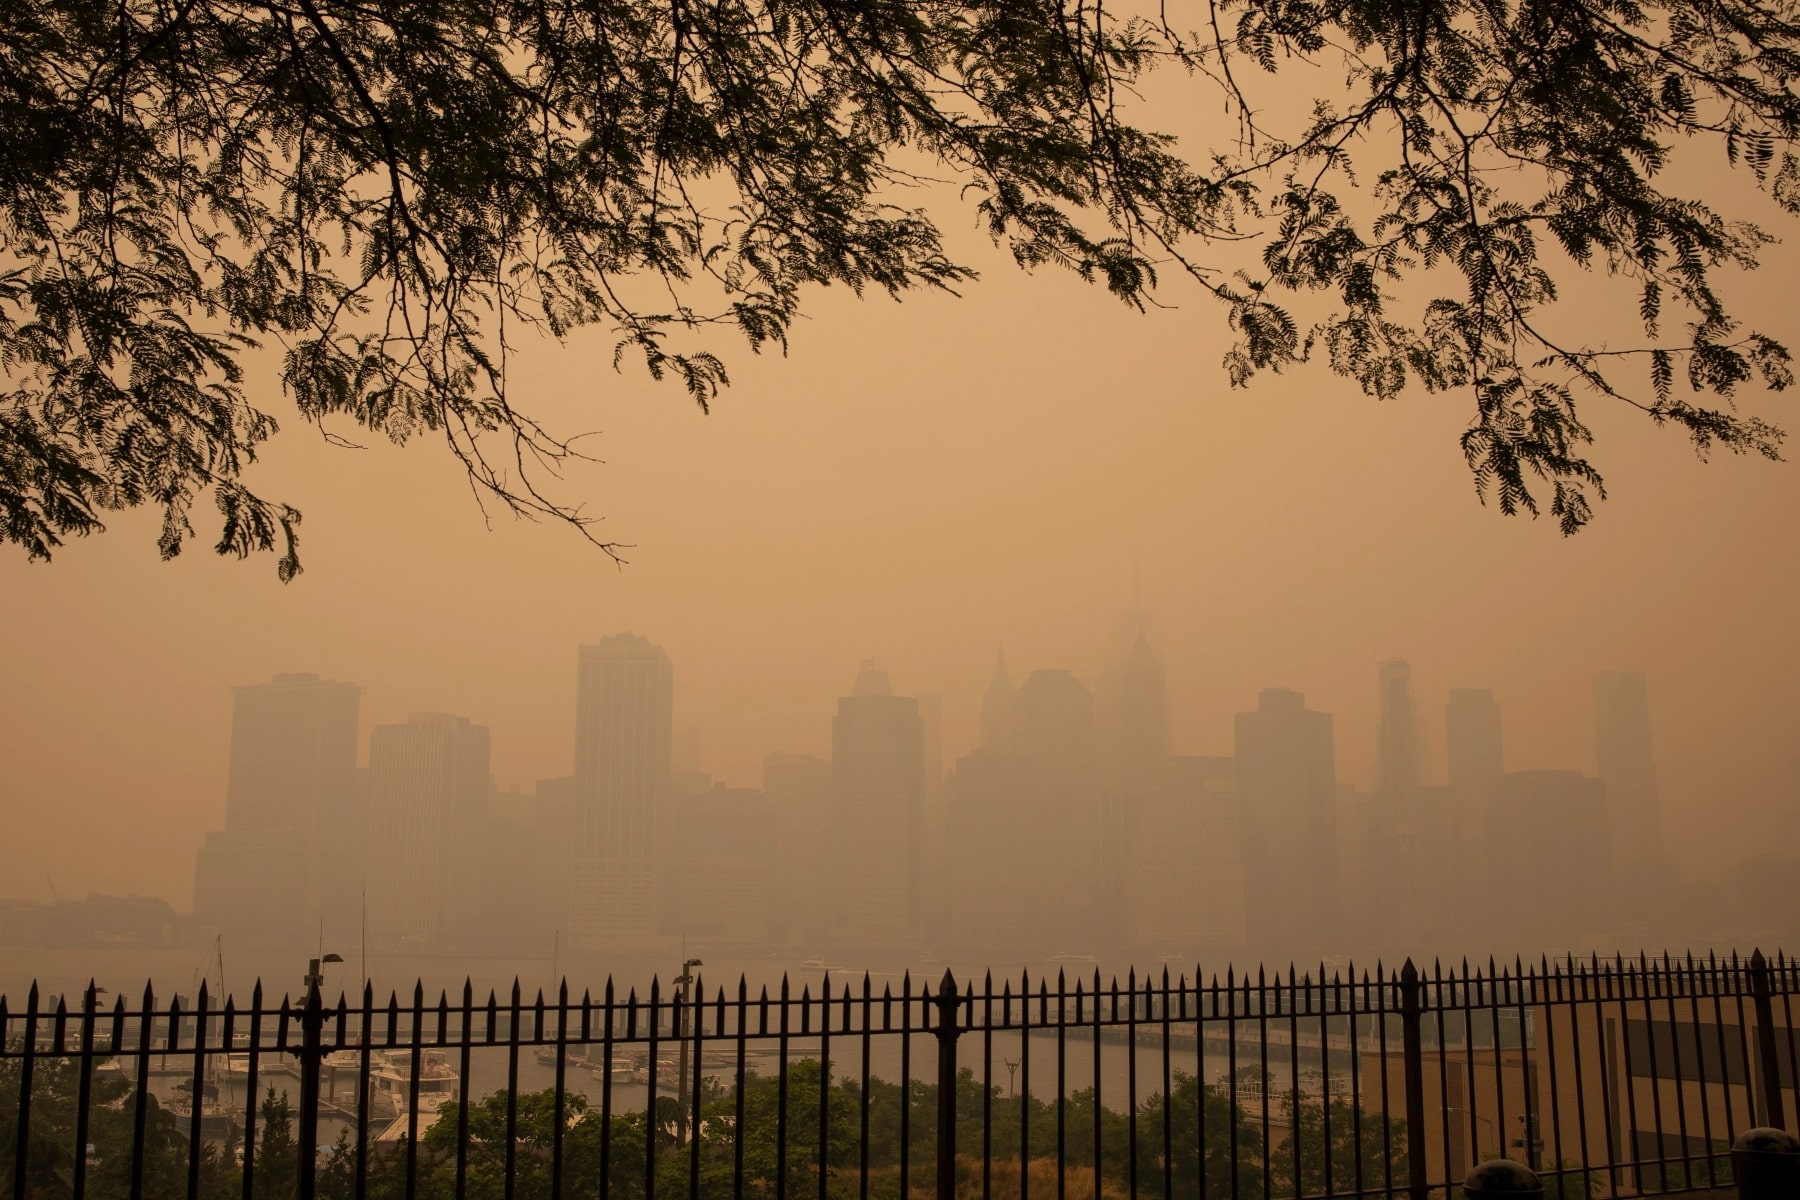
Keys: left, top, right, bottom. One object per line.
{"left": 298, "top": 951, "right": 344, "bottom": 1195}
{"left": 675, "top": 958, "right": 703, "bottom": 1145}
{"left": 304, "top": 953, "right": 344, "bottom": 992}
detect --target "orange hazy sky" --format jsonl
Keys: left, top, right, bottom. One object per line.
{"left": 2, "top": 101, "right": 1797, "bottom": 909}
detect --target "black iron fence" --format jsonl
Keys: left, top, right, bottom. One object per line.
{"left": 6, "top": 950, "right": 1800, "bottom": 1200}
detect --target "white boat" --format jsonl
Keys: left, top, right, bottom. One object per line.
{"left": 369, "top": 1050, "right": 459, "bottom": 1118}
{"left": 1048, "top": 951, "right": 1099, "bottom": 965}
{"left": 593, "top": 1057, "right": 648, "bottom": 1085}
{"left": 535, "top": 1047, "right": 590, "bottom": 1068}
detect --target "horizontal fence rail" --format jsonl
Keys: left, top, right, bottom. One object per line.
{"left": 5, "top": 950, "right": 1798, "bottom": 1200}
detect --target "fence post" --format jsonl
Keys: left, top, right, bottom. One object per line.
{"left": 1400, "top": 959, "right": 1429, "bottom": 1200}
{"left": 298, "top": 976, "right": 323, "bottom": 1200}
{"left": 936, "top": 969, "right": 961, "bottom": 1200}
{"left": 1750, "top": 950, "right": 1788, "bottom": 1130}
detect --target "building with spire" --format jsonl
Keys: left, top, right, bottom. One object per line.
{"left": 950, "top": 667, "right": 1102, "bottom": 955}
{"left": 980, "top": 650, "right": 1015, "bottom": 750}
{"left": 1095, "top": 629, "right": 1170, "bottom": 782}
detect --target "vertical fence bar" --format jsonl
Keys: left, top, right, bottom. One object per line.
{"left": 1095, "top": 972, "right": 1106, "bottom": 1200}
{"left": 983, "top": 976, "right": 994, "bottom": 1200}
{"left": 1399, "top": 960, "right": 1428, "bottom": 1200}
{"left": 1022, "top": 972, "right": 1035, "bottom": 1200}
{"left": 1751, "top": 950, "right": 1788, "bottom": 1130}
{"left": 297, "top": 979, "right": 321, "bottom": 1200}
{"left": 858, "top": 975, "right": 870, "bottom": 1200}
{"left": 554, "top": 981, "right": 569, "bottom": 1200}
{"left": 900, "top": 977, "right": 912, "bottom": 1200}
{"left": 132, "top": 982, "right": 152, "bottom": 1200}
{"left": 13, "top": 984, "right": 36, "bottom": 1200}
{"left": 647, "top": 978, "right": 662, "bottom": 1200}
{"left": 937, "top": 971, "right": 961, "bottom": 1200}
{"left": 505, "top": 983, "right": 523, "bottom": 1200}
{"left": 1058, "top": 973, "right": 1068, "bottom": 1200}
{"left": 355, "top": 981, "right": 371, "bottom": 1200}
{"left": 1128, "top": 968, "right": 1140, "bottom": 1200}
{"left": 777, "top": 976, "right": 790, "bottom": 1200}
{"left": 1161, "top": 969, "right": 1173, "bottom": 1200}
{"left": 601, "top": 980, "right": 617, "bottom": 1200}
{"left": 818, "top": 978, "right": 831, "bottom": 1200}
{"left": 694, "top": 977, "right": 707, "bottom": 1200}
{"left": 184, "top": 986, "right": 204, "bottom": 1200}
{"left": 73, "top": 984, "right": 96, "bottom": 1200}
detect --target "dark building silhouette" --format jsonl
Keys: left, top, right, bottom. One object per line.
{"left": 193, "top": 672, "right": 361, "bottom": 949}
{"left": 980, "top": 650, "right": 1014, "bottom": 750}
{"left": 1493, "top": 770, "right": 1612, "bottom": 946}
{"left": 1445, "top": 688, "right": 1504, "bottom": 867}
{"left": 365, "top": 712, "right": 491, "bottom": 947}
{"left": 829, "top": 663, "right": 924, "bottom": 945}
{"left": 571, "top": 634, "right": 673, "bottom": 950}
{"left": 1234, "top": 688, "right": 1338, "bottom": 959}
{"left": 1095, "top": 628, "right": 1170, "bottom": 781}
{"left": 1104, "top": 755, "right": 1245, "bottom": 955}
{"left": 1593, "top": 671, "right": 1667, "bottom": 909}
{"left": 763, "top": 751, "right": 831, "bottom": 946}
{"left": 670, "top": 783, "right": 772, "bottom": 943}
{"left": 950, "top": 667, "right": 1101, "bottom": 956}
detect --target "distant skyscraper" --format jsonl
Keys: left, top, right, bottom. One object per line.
{"left": 365, "top": 713, "right": 491, "bottom": 945}
{"left": 193, "top": 673, "right": 361, "bottom": 948}
{"left": 1494, "top": 769, "right": 1613, "bottom": 946}
{"left": 949, "top": 667, "right": 1100, "bottom": 954}
{"left": 1234, "top": 688, "right": 1338, "bottom": 957}
{"left": 980, "top": 651, "right": 1015, "bottom": 750}
{"left": 1375, "top": 661, "right": 1421, "bottom": 812}
{"left": 1593, "top": 671, "right": 1666, "bottom": 898}
{"left": 1445, "top": 688, "right": 1503, "bottom": 879}
{"left": 570, "top": 634, "right": 673, "bottom": 948}
{"left": 1367, "top": 661, "right": 1429, "bottom": 941}
{"left": 764, "top": 752, "right": 832, "bottom": 945}
{"left": 1109, "top": 756, "right": 1245, "bottom": 953}
{"left": 829, "top": 663, "right": 924, "bottom": 944}
{"left": 1095, "top": 627, "right": 1170, "bottom": 780}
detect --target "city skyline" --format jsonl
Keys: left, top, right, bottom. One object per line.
{"left": 139, "top": 624, "right": 1736, "bottom": 965}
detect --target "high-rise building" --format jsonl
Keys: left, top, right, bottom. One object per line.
{"left": 764, "top": 752, "right": 833, "bottom": 945}
{"left": 1593, "top": 671, "right": 1666, "bottom": 900}
{"left": 193, "top": 673, "right": 361, "bottom": 948}
{"left": 1445, "top": 689, "right": 1504, "bottom": 881}
{"left": 1494, "top": 770, "right": 1612, "bottom": 947}
{"left": 949, "top": 667, "right": 1102, "bottom": 956}
{"left": 570, "top": 634, "right": 674, "bottom": 949}
{"left": 671, "top": 783, "right": 772, "bottom": 944}
{"left": 1234, "top": 688, "right": 1338, "bottom": 958}
{"left": 1108, "top": 756, "right": 1245, "bottom": 954}
{"left": 1368, "top": 661, "right": 1428, "bottom": 942}
{"left": 1375, "top": 661, "right": 1421, "bottom": 811}
{"left": 829, "top": 663, "right": 924, "bottom": 945}
{"left": 365, "top": 713, "right": 491, "bottom": 946}
{"left": 980, "top": 651, "right": 1015, "bottom": 750}
{"left": 1095, "top": 628, "right": 1170, "bottom": 781}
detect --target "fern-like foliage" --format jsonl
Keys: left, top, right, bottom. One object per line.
{"left": 0, "top": 0, "right": 1794, "bottom": 573}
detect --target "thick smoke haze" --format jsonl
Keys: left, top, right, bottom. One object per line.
{"left": 1, "top": 212, "right": 1796, "bottom": 943}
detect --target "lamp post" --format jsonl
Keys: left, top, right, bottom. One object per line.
{"left": 675, "top": 958, "right": 703, "bottom": 1145}
{"left": 297, "top": 953, "right": 342, "bottom": 1200}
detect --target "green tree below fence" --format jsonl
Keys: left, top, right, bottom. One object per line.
{"left": 2, "top": 1056, "right": 1425, "bottom": 1200}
